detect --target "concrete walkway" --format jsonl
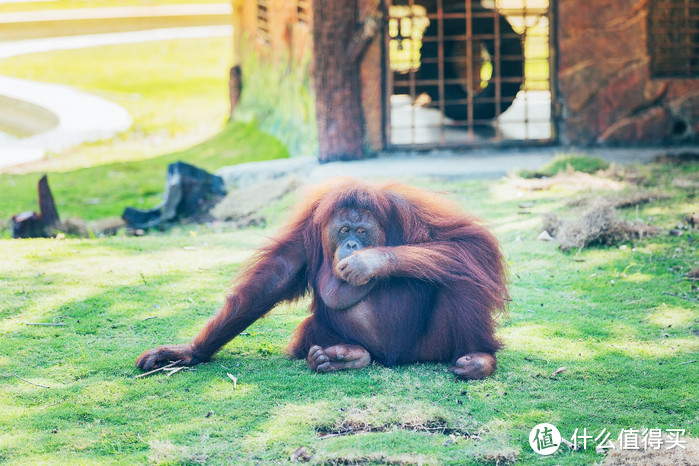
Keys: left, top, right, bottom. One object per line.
{"left": 0, "top": 24, "right": 232, "bottom": 59}
{"left": 0, "top": 25, "right": 233, "bottom": 168}
{"left": 0, "top": 3, "right": 231, "bottom": 23}
{"left": 216, "top": 147, "right": 677, "bottom": 188}
{"left": 0, "top": 75, "right": 132, "bottom": 167}
{"left": 308, "top": 147, "right": 666, "bottom": 181}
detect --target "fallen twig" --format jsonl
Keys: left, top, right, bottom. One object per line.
{"left": 25, "top": 322, "right": 66, "bottom": 326}
{"left": 140, "top": 316, "right": 157, "bottom": 322}
{"left": 662, "top": 292, "right": 698, "bottom": 302}
{"left": 524, "top": 356, "right": 550, "bottom": 365}
{"left": 15, "top": 375, "right": 50, "bottom": 388}
{"left": 551, "top": 367, "right": 567, "bottom": 376}
{"left": 226, "top": 373, "right": 238, "bottom": 389}
{"left": 678, "top": 360, "right": 696, "bottom": 365}
{"left": 166, "top": 366, "right": 187, "bottom": 377}
{"left": 39, "top": 399, "right": 65, "bottom": 411}
{"left": 134, "top": 360, "right": 181, "bottom": 379}
{"left": 318, "top": 433, "right": 346, "bottom": 440}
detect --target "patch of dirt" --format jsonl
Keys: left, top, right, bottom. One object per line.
{"left": 318, "top": 453, "right": 431, "bottom": 465}
{"left": 59, "top": 217, "right": 127, "bottom": 237}
{"left": 475, "top": 447, "right": 519, "bottom": 465}
{"left": 598, "top": 164, "right": 649, "bottom": 185}
{"left": 542, "top": 200, "right": 661, "bottom": 251}
{"left": 672, "top": 177, "right": 699, "bottom": 190}
{"left": 601, "top": 436, "right": 699, "bottom": 465}
{"left": 508, "top": 171, "right": 626, "bottom": 193}
{"left": 317, "top": 419, "right": 472, "bottom": 438}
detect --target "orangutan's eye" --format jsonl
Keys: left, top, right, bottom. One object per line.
{"left": 340, "top": 226, "right": 350, "bottom": 234}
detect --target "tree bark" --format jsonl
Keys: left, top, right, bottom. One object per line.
{"left": 11, "top": 175, "right": 60, "bottom": 238}
{"left": 38, "top": 175, "right": 59, "bottom": 229}
{"left": 228, "top": 65, "right": 242, "bottom": 121}
{"left": 312, "top": 0, "right": 366, "bottom": 162}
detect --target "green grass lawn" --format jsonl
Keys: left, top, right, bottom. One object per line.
{"left": 0, "top": 36, "right": 234, "bottom": 172}
{"left": 1, "top": 160, "right": 696, "bottom": 464}
{"left": 0, "top": 121, "right": 288, "bottom": 228}
{"left": 0, "top": 34, "right": 295, "bottom": 231}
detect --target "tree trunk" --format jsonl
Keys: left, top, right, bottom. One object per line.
{"left": 38, "top": 175, "right": 59, "bottom": 229}
{"left": 312, "top": 0, "right": 365, "bottom": 162}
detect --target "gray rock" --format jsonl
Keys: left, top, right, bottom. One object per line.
{"left": 211, "top": 174, "right": 301, "bottom": 222}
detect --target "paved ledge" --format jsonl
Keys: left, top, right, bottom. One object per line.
{"left": 0, "top": 24, "right": 233, "bottom": 59}
{"left": 0, "top": 75, "right": 132, "bottom": 168}
{"left": 0, "top": 3, "right": 231, "bottom": 23}
{"left": 216, "top": 146, "right": 690, "bottom": 188}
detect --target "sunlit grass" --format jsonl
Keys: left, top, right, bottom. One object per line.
{"left": 0, "top": 162, "right": 697, "bottom": 463}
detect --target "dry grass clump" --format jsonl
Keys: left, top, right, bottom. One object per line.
{"left": 475, "top": 446, "right": 520, "bottom": 465}
{"left": 509, "top": 170, "right": 625, "bottom": 193}
{"left": 652, "top": 151, "right": 699, "bottom": 165}
{"left": 510, "top": 171, "right": 624, "bottom": 192}
{"left": 55, "top": 217, "right": 127, "bottom": 238}
{"left": 567, "top": 189, "right": 671, "bottom": 209}
{"left": 542, "top": 200, "right": 661, "bottom": 251}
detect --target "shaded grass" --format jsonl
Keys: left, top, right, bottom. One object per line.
{"left": 0, "top": 162, "right": 696, "bottom": 464}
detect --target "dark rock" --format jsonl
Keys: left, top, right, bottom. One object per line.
{"left": 122, "top": 162, "right": 226, "bottom": 229}
{"left": 11, "top": 211, "right": 43, "bottom": 238}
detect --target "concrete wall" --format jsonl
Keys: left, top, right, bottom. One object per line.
{"left": 557, "top": 0, "right": 699, "bottom": 145}
{"left": 236, "top": 0, "right": 310, "bottom": 62}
